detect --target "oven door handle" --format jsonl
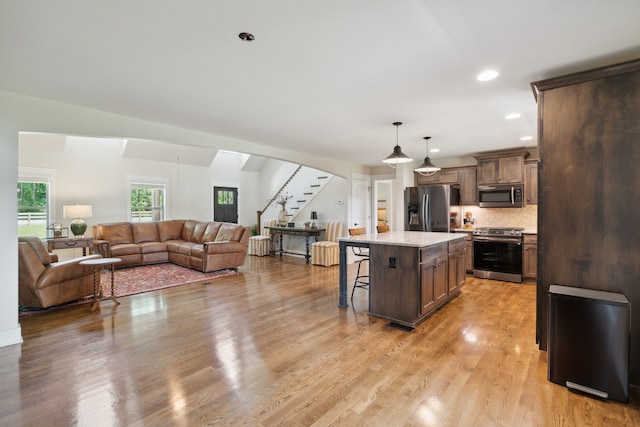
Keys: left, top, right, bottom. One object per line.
{"left": 473, "top": 236, "right": 522, "bottom": 244}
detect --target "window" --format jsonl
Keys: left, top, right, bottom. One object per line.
{"left": 217, "top": 189, "right": 234, "bottom": 205}
{"left": 18, "top": 179, "right": 50, "bottom": 238}
{"left": 130, "top": 182, "right": 166, "bottom": 222}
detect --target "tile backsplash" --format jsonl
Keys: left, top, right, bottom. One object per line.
{"left": 452, "top": 204, "right": 537, "bottom": 231}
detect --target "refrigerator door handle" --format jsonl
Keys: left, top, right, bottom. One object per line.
{"left": 422, "top": 193, "right": 429, "bottom": 231}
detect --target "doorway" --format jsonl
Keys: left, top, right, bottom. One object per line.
{"left": 351, "top": 176, "right": 371, "bottom": 231}
{"left": 374, "top": 180, "right": 392, "bottom": 231}
{"left": 213, "top": 187, "right": 238, "bottom": 223}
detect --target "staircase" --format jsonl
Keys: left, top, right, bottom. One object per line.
{"left": 259, "top": 166, "right": 333, "bottom": 229}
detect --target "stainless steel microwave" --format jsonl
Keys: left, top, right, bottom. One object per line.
{"left": 477, "top": 183, "right": 524, "bottom": 208}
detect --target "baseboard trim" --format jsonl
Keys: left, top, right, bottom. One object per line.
{"left": 0, "top": 325, "right": 23, "bottom": 348}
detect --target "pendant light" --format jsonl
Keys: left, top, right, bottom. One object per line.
{"left": 382, "top": 122, "right": 413, "bottom": 168}
{"left": 414, "top": 136, "right": 441, "bottom": 176}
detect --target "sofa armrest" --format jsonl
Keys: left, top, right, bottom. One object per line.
{"left": 93, "top": 239, "right": 112, "bottom": 257}
{"left": 37, "top": 255, "right": 102, "bottom": 290}
{"left": 203, "top": 241, "right": 246, "bottom": 254}
{"left": 49, "top": 253, "right": 59, "bottom": 262}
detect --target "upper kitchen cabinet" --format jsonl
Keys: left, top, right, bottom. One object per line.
{"left": 458, "top": 167, "right": 477, "bottom": 205}
{"left": 524, "top": 160, "right": 538, "bottom": 205}
{"left": 414, "top": 166, "right": 477, "bottom": 206}
{"left": 415, "top": 169, "right": 459, "bottom": 185}
{"left": 475, "top": 151, "right": 529, "bottom": 185}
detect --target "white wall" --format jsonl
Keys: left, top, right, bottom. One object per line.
{"left": 0, "top": 104, "right": 21, "bottom": 346}
{"left": 19, "top": 133, "right": 263, "bottom": 229}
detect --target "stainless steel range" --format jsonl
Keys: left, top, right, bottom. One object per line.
{"left": 473, "top": 227, "right": 524, "bottom": 283}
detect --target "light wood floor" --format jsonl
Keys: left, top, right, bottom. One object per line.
{"left": 3, "top": 255, "right": 639, "bottom": 426}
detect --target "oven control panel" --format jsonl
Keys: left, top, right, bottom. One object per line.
{"left": 473, "top": 227, "right": 524, "bottom": 237}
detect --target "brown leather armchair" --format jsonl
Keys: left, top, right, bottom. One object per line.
{"left": 18, "top": 236, "right": 102, "bottom": 308}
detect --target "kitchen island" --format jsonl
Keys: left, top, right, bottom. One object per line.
{"left": 338, "top": 231, "right": 466, "bottom": 328}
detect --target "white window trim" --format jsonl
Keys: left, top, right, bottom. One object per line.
{"left": 18, "top": 166, "right": 57, "bottom": 224}
{"left": 126, "top": 175, "right": 169, "bottom": 221}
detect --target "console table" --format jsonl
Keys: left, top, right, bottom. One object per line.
{"left": 266, "top": 226, "right": 325, "bottom": 264}
{"left": 46, "top": 237, "right": 94, "bottom": 256}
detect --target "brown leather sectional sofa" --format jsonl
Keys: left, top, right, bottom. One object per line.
{"left": 93, "top": 220, "right": 250, "bottom": 273}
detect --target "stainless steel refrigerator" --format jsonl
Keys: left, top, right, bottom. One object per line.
{"left": 405, "top": 185, "right": 458, "bottom": 232}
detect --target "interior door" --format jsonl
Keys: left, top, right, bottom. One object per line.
{"left": 351, "top": 177, "right": 370, "bottom": 231}
{"left": 213, "top": 187, "right": 238, "bottom": 223}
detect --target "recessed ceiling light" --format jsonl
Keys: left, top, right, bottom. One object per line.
{"left": 520, "top": 136, "right": 533, "bottom": 141}
{"left": 430, "top": 148, "right": 440, "bottom": 153}
{"left": 476, "top": 69, "right": 499, "bottom": 81}
{"left": 505, "top": 113, "right": 521, "bottom": 120}
{"left": 238, "top": 32, "right": 255, "bottom": 41}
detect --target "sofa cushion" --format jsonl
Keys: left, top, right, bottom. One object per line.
{"left": 132, "top": 222, "right": 160, "bottom": 243}
{"left": 97, "top": 223, "right": 134, "bottom": 246}
{"left": 138, "top": 241, "right": 167, "bottom": 254}
{"left": 202, "top": 222, "right": 222, "bottom": 242}
{"left": 176, "top": 241, "right": 199, "bottom": 255}
{"left": 181, "top": 220, "right": 198, "bottom": 242}
{"left": 190, "top": 244, "right": 204, "bottom": 258}
{"left": 158, "top": 220, "right": 185, "bottom": 241}
{"left": 215, "top": 223, "right": 244, "bottom": 242}
{"left": 110, "top": 243, "right": 142, "bottom": 257}
{"left": 190, "top": 221, "right": 208, "bottom": 243}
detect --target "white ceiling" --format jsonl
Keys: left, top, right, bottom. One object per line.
{"left": 2, "top": 1, "right": 640, "bottom": 168}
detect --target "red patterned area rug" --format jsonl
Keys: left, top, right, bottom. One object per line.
{"left": 19, "top": 263, "right": 238, "bottom": 317}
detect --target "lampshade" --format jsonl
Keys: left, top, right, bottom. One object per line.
{"left": 63, "top": 205, "right": 92, "bottom": 238}
{"left": 63, "top": 204, "right": 93, "bottom": 219}
{"left": 414, "top": 136, "right": 441, "bottom": 176}
{"left": 382, "top": 122, "right": 413, "bottom": 168}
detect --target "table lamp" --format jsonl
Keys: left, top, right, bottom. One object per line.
{"left": 310, "top": 211, "right": 318, "bottom": 229}
{"left": 63, "top": 204, "right": 92, "bottom": 237}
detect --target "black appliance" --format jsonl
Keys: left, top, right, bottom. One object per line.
{"left": 405, "top": 185, "right": 459, "bottom": 232}
{"left": 548, "top": 285, "right": 629, "bottom": 403}
{"left": 473, "top": 226, "right": 523, "bottom": 283}
{"left": 477, "top": 183, "right": 524, "bottom": 208}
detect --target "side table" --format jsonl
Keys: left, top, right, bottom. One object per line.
{"left": 46, "top": 237, "right": 94, "bottom": 256}
{"left": 80, "top": 257, "right": 122, "bottom": 312}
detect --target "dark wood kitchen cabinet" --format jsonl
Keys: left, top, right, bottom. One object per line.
{"left": 463, "top": 232, "right": 473, "bottom": 273}
{"left": 422, "top": 250, "right": 447, "bottom": 314}
{"left": 432, "top": 253, "right": 449, "bottom": 308}
{"left": 418, "top": 243, "right": 448, "bottom": 314}
{"left": 524, "top": 160, "right": 538, "bottom": 205}
{"left": 369, "top": 237, "right": 465, "bottom": 327}
{"left": 475, "top": 151, "right": 529, "bottom": 185}
{"left": 532, "top": 58, "right": 640, "bottom": 386}
{"left": 458, "top": 167, "right": 477, "bottom": 205}
{"left": 447, "top": 239, "right": 466, "bottom": 296}
{"left": 523, "top": 233, "right": 537, "bottom": 283}
{"left": 415, "top": 169, "right": 459, "bottom": 185}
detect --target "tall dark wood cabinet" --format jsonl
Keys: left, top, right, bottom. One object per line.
{"left": 531, "top": 58, "right": 640, "bottom": 387}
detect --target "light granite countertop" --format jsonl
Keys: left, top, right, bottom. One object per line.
{"left": 337, "top": 231, "right": 464, "bottom": 248}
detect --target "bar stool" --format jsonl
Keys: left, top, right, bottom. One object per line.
{"left": 376, "top": 225, "right": 389, "bottom": 233}
{"left": 348, "top": 227, "right": 369, "bottom": 299}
